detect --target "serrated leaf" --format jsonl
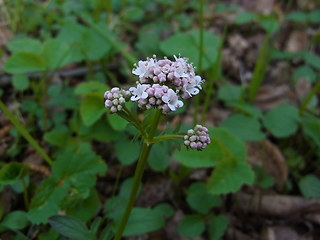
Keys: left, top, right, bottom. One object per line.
{"left": 0, "top": 211, "right": 29, "bottom": 231}
{"left": 48, "top": 215, "right": 94, "bottom": 240}
{"left": 263, "top": 104, "right": 299, "bottom": 138}
{"left": 121, "top": 207, "right": 165, "bottom": 236}
{"left": 221, "top": 114, "right": 265, "bottom": 141}
{"left": 80, "top": 93, "right": 105, "bottom": 126}
{"left": 44, "top": 130, "right": 71, "bottom": 147}
{"left": 299, "top": 174, "right": 320, "bottom": 199}
{"left": 187, "top": 182, "right": 221, "bottom": 214}
{"left": 160, "top": 29, "right": 220, "bottom": 69}
{"left": 75, "top": 81, "right": 108, "bottom": 95}
{"left": 114, "top": 137, "right": 140, "bottom": 165}
{"left": 4, "top": 52, "right": 46, "bottom": 74}
{"left": 107, "top": 113, "right": 128, "bottom": 131}
{"left": 42, "top": 39, "right": 71, "bottom": 70}
{"left": 208, "top": 159, "right": 254, "bottom": 195}
{"left": 0, "top": 162, "right": 27, "bottom": 185}
{"left": 12, "top": 74, "right": 29, "bottom": 91}
{"left": 178, "top": 215, "right": 205, "bottom": 238}
{"left": 217, "top": 84, "right": 243, "bottom": 102}
{"left": 7, "top": 38, "right": 42, "bottom": 54}
{"left": 209, "top": 215, "right": 228, "bottom": 240}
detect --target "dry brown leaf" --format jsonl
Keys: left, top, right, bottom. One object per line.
{"left": 247, "top": 140, "right": 288, "bottom": 190}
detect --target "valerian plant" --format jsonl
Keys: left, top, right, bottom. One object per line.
{"left": 104, "top": 55, "right": 211, "bottom": 239}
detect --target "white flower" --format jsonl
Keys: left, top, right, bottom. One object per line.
{"left": 183, "top": 76, "right": 203, "bottom": 96}
{"left": 129, "top": 84, "right": 148, "bottom": 101}
{"left": 162, "top": 89, "right": 184, "bottom": 111}
{"left": 132, "top": 58, "right": 155, "bottom": 78}
{"left": 173, "top": 55, "right": 189, "bottom": 78}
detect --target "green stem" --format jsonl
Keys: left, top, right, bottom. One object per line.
{"left": 193, "top": 0, "right": 205, "bottom": 125}
{"left": 21, "top": 177, "right": 29, "bottom": 209}
{"left": 40, "top": 71, "right": 48, "bottom": 130}
{"left": 113, "top": 110, "right": 161, "bottom": 240}
{"left": 299, "top": 79, "right": 320, "bottom": 115}
{"left": 152, "top": 134, "right": 184, "bottom": 143}
{"left": 0, "top": 100, "right": 53, "bottom": 166}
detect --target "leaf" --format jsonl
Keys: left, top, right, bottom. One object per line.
{"left": 286, "top": 11, "right": 308, "bottom": 22}
{"left": 227, "top": 102, "right": 262, "bottom": 119}
{"left": 217, "top": 84, "right": 243, "bottom": 102}
{"left": 187, "top": 182, "right": 221, "bottom": 214}
{"left": 148, "top": 142, "right": 171, "bottom": 171}
{"left": 4, "top": 52, "right": 46, "bottom": 74}
{"left": 301, "top": 114, "right": 320, "bottom": 146}
{"left": 7, "top": 38, "right": 42, "bottom": 54}
{"left": 308, "top": 10, "right": 320, "bottom": 23}
{"left": 293, "top": 65, "right": 316, "bottom": 83}
{"left": 48, "top": 215, "right": 94, "bottom": 240}
{"left": 209, "top": 215, "right": 228, "bottom": 240}
{"left": 123, "top": 6, "right": 144, "bottom": 21}
{"left": 160, "top": 29, "right": 220, "bottom": 69}
{"left": 263, "top": 104, "right": 299, "bottom": 138}
{"left": 114, "top": 138, "right": 140, "bottom": 165}
{"left": 235, "top": 12, "right": 257, "bottom": 24}
{"left": 107, "top": 113, "right": 128, "bottom": 131}
{"left": 42, "top": 39, "right": 72, "bottom": 69}
{"left": 44, "top": 130, "right": 71, "bottom": 147}
{"left": 153, "top": 203, "right": 175, "bottom": 218}
{"left": 12, "top": 74, "right": 30, "bottom": 91}
{"left": 221, "top": 114, "right": 265, "bottom": 141}
{"left": 121, "top": 208, "right": 165, "bottom": 236}
{"left": 208, "top": 159, "right": 254, "bottom": 195}
{"left": 304, "top": 52, "right": 320, "bottom": 70}
{"left": 80, "top": 93, "right": 106, "bottom": 126}
{"left": 0, "top": 162, "right": 27, "bottom": 185}
{"left": 0, "top": 211, "right": 29, "bottom": 231}
{"left": 178, "top": 215, "right": 205, "bottom": 238}
{"left": 299, "top": 174, "right": 320, "bottom": 199}
{"left": 75, "top": 81, "right": 109, "bottom": 95}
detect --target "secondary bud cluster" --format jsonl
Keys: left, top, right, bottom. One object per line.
{"left": 184, "top": 125, "right": 211, "bottom": 150}
{"left": 104, "top": 87, "right": 131, "bottom": 113}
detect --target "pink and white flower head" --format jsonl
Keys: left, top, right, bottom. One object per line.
{"left": 104, "top": 87, "right": 131, "bottom": 113}
{"left": 161, "top": 89, "right": 183, "bottom": 111}
{"left": 184, "top": 125, "right": 211, "bottom": 150}
{"left": 129, "top": 84, "right": 149, "bottom": 101}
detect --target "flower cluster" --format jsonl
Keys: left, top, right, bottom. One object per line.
{"left": 184, "top": 125, "right": 211, "bottom": 150}
{"left": 104, "top": 87, "right": 131, "bottom": 113}
{"left": 103, "top": 55, "right": 204, "bottom": 114}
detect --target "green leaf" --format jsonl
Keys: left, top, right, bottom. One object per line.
{"left": 42, "top": 39, "right": 71, "bottom": 70}
{"left": 82, "top": 28, "right": 111, "bottom": 60}
{"left": 80, "top": 93, "right": 106, "bottom": 126}
{"left": 301, "top": 114, "right": 320, "bottom": 146}
{"left": 235, "top": 12, "right": 257, "bottom": 24}
{"left": 48, "top": 215, "right": 94, "bottom": 240}
{"left": 208, "top": 159, "right": 254, "bottom": 195}
{"left": 123, "top": 6, "right": 144, "bottom": 21}
{"left": 75, "top": 81, "right": 108, "bottom": 95}
{"left": 221, "top": 114, "right": 265, "bottom": 141}
{"left": 114, "top": 138, "right": 140, "bottom": 165}
{"left": 178, "top": 215, "right": 205, "bottom": 238}
{"left": 4, "top": 52, "right": 46, "bottom": 74}
{"left": 293, "top": 65, "right": 316, "bottom": 83}
{"left": 107, "top": 113, "right": 128, "bottom": 131}
{"left": 258, "top": 16, "right": 279, "bottom": 33}
{"left": 0, "top": 211, "right": 29, "bottom": 231}
{"left": 299, "top": 174, "right": 320, "bottom": 199}
{"left": 209, "top": 215, "right": 228, "bottom": 240}
{"left": 12, "top": 74, "right": 29, "bottom": 91}
{"left": 263, "top": 104, "right": 299, "bottom": 138}
{"left": 304, "top": 52, "right": 320, "bottom": 70}
{"left": 148, "top": 142, "right": 171, "bottom": 171}
{"left": 7, "top": 38, "right": 42, "bottom": 54}
{"left": 187, "top": 182, "right": 221, "bottom": 214}
{"left": 86, "top": 118, "right": 120, "bottom": 143}
{"left": 121, "top": 207, "right": 165, "bottom": 236}
{"left": 286, "top": 11, "right": 308, "bottom": 22}
{"left": 217, "top": 84, "right": 243, "bottom": 102}
{"left": 44, "top": 130, "right": 71, "bottom": 147}
{"left": 0, "top": 162, "right": 27, "bottom": 185}
{"left": 153, "top": 203, "right": 175, "bottom": 218}
{"left": 66, "top": 190, "right": 100, "bottom": 222}
{"left": 160, "top": 29, "right": 220, "bottom": 69}
{"left": 308, "top": 10, "right": 320, "bottom": 23}
{"left": 227, "top": 102, "right": 262, "bottom": 119}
